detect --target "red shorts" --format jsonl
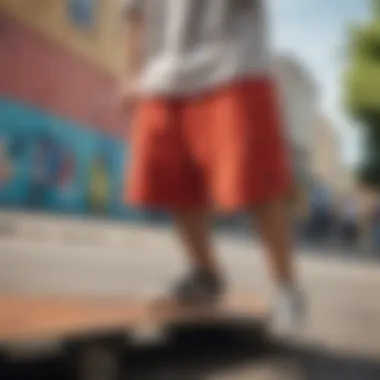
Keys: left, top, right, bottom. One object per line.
{"left": 125, "top": 76, "right": 292, "bottom": 212}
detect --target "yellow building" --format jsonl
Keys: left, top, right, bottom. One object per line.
{"left": 1, "top": 0, "right": 127, "bottom": 134}
{"left": 311, "top": 114, "right": 347, "bottom": 195}
{"left": 0, "top": 0, "right": 133, "bottom": 215}
{"left": 1, "top": 0, "right": 126, "bottom": 77}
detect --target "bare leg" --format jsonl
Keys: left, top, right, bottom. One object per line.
{"left": 254, "top": 197, "right": 305, "bottom": 330}
{"left": 173, "top": 210, "right": 220, "bottom": 275}
{"left": 171, "top": 210, "right": 224, "bottom": 301}
{"left": 254, "top": 198, "right": 295, "bottom": 285}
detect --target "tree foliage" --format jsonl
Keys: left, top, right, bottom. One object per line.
{"left": 344, "top": 0, "right": 380, "bottom": 186}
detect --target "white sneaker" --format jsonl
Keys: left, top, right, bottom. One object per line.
{"left": 271, "top": 287, "right": 305, "bottom": 336}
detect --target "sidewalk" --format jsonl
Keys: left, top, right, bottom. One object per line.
{"left": 0, "top": 209, "right": 378, "bottom": 264}
{"left": 0, "top": 210, "right": 159, "bottom": 248}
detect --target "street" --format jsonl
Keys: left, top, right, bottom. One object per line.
{"left": 0, "top": 225, "right": 379, "bottom": 379}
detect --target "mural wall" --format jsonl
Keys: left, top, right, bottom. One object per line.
{"left": 0, "top": 99, "right": 139, "bottom": 220}
{"left": 0, "top": 5, "right": 143, "bottom": 220}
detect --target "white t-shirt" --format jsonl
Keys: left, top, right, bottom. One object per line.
{"left": 123, "top": 0, "right": 271, "bottom": 96}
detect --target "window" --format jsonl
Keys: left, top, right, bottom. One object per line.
{"left": 68, "top": 0, "right": 97, "bottom": 30}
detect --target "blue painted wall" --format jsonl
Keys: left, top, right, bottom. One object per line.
{"left": 0, "top": 98, "right": 141, "bottom": 220}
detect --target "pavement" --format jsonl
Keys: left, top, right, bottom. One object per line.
{"left": 0, "top": 218, "right": 379, "bottom": 379}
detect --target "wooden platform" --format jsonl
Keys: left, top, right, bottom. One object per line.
{"left": 0, "top": 293, "right": 268, "bottom": 345}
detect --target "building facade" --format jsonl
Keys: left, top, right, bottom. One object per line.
{"left": 310, "top": 114, "right": 380, "bottom": 245}
{"left": 273, "top": 55, "right": 319, "bottom": 216}
{"left": 311, "top": 115, "right": 349, "bottom": 195}
{"left": 274, "top": 55, "right": 318, "bottom": 157}
{"left": 0, "top": 0, "right": 140, "bottom": 218}
{"left": 311, "top": 116, "right": 337, "bottom": 181}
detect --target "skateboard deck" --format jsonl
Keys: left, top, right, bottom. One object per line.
{"left": 0, "top": 293, "right": 268, "bottom": 345}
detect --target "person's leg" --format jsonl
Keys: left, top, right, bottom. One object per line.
{"left": 171, "top": 210, "right": 225, "bottom": 302}
{"left": 254, "top": 199, "right": 295, "bottom": 286}
{"left": 168, "top": 98, "right": 227, "bottom": 302}
{"left": 126, "top": 99, "right": 223, "bottom": 302}
{"left": 173, "top": 210, "right": 220, "bottom": 276}
{"left": 254, "top": 198, "right": 304, "bottom": 329}
{"left": 208, "top": 77, "right": 305, "bottom": 329}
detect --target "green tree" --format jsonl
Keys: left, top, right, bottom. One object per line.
{"left": 344, "top": 0, "right": 380, "bottom": 187}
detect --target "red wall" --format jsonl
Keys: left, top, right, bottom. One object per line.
{"left": 0, "top": 12, "right": 125, "bottom": 136}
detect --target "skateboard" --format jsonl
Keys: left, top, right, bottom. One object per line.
{"left": 0, "top": 293, "right": 269, "bottom": 380}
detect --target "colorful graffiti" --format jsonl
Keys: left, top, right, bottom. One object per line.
{"left": 0, "top": 98, "right": 139, "bottom": 219}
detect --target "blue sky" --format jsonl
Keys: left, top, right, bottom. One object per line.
{"left": 268, "top": 0, "right": 371, "bottom": 164}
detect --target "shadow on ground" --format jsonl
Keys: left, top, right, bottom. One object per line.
{"left": 2, "top": 330, "right": 380, "bottom": 380}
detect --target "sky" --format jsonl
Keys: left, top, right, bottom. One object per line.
{"left": 268, "top": 0, "right": 372, "bottom": 165}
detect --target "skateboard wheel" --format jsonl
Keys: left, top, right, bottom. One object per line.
{"left": 65, "top": 335, "right": 125, "bottom": 380}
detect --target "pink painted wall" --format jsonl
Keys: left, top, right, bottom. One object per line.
{"left": 0, "top": 12, "right": 126, "bottom": 137}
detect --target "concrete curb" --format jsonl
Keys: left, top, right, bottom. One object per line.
{"left": 0, "top": 211, "right": 158, "bottom": 247}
